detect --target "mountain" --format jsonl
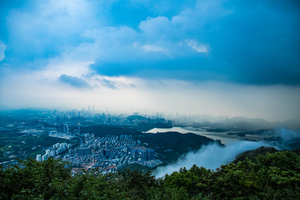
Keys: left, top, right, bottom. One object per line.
{"left": 2, "top": 149, "right": 299, "bottom": 199}
{"left": 233, "top": 146, "right": 278, "bottom": 164}
{"left": 193, "top": 116, "right": 300, "bottom": 132}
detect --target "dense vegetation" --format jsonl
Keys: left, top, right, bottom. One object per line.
{"left": 80, "top": 125, "right": 141, "bottom": 137}
{"left": 1, "top": 149, "right": 299, "bottom": 199}
{"left": 137, "top": 132, "right": 218, "bottom": 163}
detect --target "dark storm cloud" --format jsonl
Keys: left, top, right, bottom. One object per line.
{"left": 58, "top": 74, "right": 91, "bottom": 89}
{"left": 1, "top": 0, "right": 300, "bottom": 85}
{"left": 102, "top": 79, "right": 118, "bottom": 90}
{"left": 89, "top": 0, "right": 300, "bottom": 85}
{"left": 208, "top": 0, "right": 300, "bottom": 85}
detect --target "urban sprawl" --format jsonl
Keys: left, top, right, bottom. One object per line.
{"left": 1, "top": 109, "right": 171, "bottom": 173}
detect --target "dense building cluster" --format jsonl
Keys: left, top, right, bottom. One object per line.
{"left": 34, "top": 130, "right": 163, "bottom": 175}
{"left": 36, "top": 142, "right": 72, "bottom": 162}
{"left": 59, "top": 133, "right": 162, "bottom": 175}
{"left": 0, "top": 109, "right": 173, "bottom": 169}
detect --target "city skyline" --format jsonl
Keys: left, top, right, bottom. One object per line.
{"left": 1, "top": 0, "right": 300, "bottom": 122}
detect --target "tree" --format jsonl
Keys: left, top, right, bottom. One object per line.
{"left": 0, "top": 158, "right": 71, "bottom": 199}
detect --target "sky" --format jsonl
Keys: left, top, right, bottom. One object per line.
{"left": 0, "top": 0, "right": 300, "bottom": 121}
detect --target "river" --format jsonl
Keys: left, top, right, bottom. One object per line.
{"left": 145, "top": 127, "right": 267, "bottom": 145}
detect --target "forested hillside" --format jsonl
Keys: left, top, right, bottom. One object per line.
{"left": 1, "top": 149, "right": 299, "bottom": 199}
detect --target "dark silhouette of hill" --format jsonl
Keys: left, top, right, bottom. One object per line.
{"left": 80, "top": 125, "right": 142, "bottom": 137}
{"left": 138, "top": 132, "right": 220, "bottom": 163}
{"left": 233, "top": 146, "right": 278, "bottom": 164}
{"left": 193, "top": 116, "right": 300, "bottom": 132}
{"left": 135, "top": 122, "right": 172, "bottom": 132}
{"left": 1, "top": 149, "right": 299, "bottom": 199}
{"left": 127, "top": 115, "right": 147, "bottom": 121}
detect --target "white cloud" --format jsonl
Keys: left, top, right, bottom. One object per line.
{"left": 139, "top": 16, "right": 172, "bottom": 38}
{"left": 1, "top": 0, "right": 299, "bottom": 117}
{"left": 0, "top": 60, "right": 147, "bottom": 110}
{"left": 76, "top": 26, "right": 141, "bottom": 62}
{"left": 155, "top": 140, "right": 272, "bottom": 178}
{"left": 155, "top": 127, "right": 300, "bottom": 178}
{"left": 63, "top": 1, "right": 223, "bottom": 64}
{"left": 1, "top": 62, "right": 300, "bottom": 121}
{"left": 37, "top": 60, "right": 93, "bottom": 79}
{"left": 142, "top": 44, "right": 168, "bottom": 54}
{"left": 0, "top": 40, "right": 6, "bottom": 62}
{"left": 6, "top": 0, "right": 97, "bottom": 56}
{"left": 185, "top": 40, "right": 209, "bottom": 53}
{"left": 133, "top": 41, "right": 139, "bottom": 48}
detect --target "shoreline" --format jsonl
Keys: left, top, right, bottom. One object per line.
{"left": 146, "top": 126, "right": 274, "bottom": 145}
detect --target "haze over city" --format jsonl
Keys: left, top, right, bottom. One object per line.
{"left": 0, "top": 0, "right": 300, "bottom": 122}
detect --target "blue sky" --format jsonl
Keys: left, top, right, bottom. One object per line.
{"left": 0, "top": 0, "right": 300, "bottom": 121}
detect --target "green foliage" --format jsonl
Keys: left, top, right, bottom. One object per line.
{"left": 206, "top": 151, "right": 300, "bottom": 199}
{"left": 0, "top": 158, "right": 123, "bottom": 200}
{"left": 117, "top": 169, "right": 158, "bottom": 199}
{"left": 163, "top": 151, "right": 300, "bottom": 199}
{"left": 0, "top": 158, "right": 71, "bottom": 199}
{"left": 1, "top": 150, "right": 299, "bottom": 199}
{"left": 164, "top": 165, "right": 212, "bottom": 197}
{"left": 66, "top": 170, "right": 124, "bottom": 200}
{"left": 138, "top": 132, "right": 216, "bottom": 163}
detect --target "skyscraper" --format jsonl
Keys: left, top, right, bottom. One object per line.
{"left": 134, "top": 149, "right": 139, "bottom": 161}
{"left": 147, "top": 149, "right": 155, "bottom": 160}
{"left": 141, "top": 150, "right": 148, "bottom": 161}
{"left": 36, "top": 154, "right": 42, "bottom": 162}
{"left": 77, "top": 124, "right": 80, "bottom": 134}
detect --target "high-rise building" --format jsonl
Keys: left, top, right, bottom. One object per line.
{"left": 103, "top": 149, "right": 111, "bottom": 158}
{"left": 56, "top": 147, "right": 64, "bottom": 155}
{"left": 77, "top": 124, "right": 80, "bottom": 134}
{"left": 147, "top": 149, "right": 155, "bottom": 160}
{"left": 60, "top": 143, "right": 67, "bottom": 151}
{"left": 141, "top": 150, "right": 148, "bottom": 161}
{"left": 42, "top": 154, "right": 48, "bottom": 161}
{"left": 134, "top": 150, "right": 139, "bottom": 161}
{"left": 78, "top": 146, "right": 92, "bottom": 156}
{"left": 59, "top": 124, "right": 69, "bottom": 133}
{"left": 72, "top": 109, "right": 78, "bottom": 117}
{"left": 64, "top": 124, "right": 69, "bottom": 134}
{"left": 50, "top": 150, "right": 56, "bottom": 157}
{"left": 36, "top": 154, "right": 42, "bottom": 162}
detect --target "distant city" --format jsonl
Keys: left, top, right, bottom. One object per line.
{"left": 1, "top": 108, "right": 300, "bottom": 174}
{"left": 0, "top": 108, "right": 175, "bottom": 173}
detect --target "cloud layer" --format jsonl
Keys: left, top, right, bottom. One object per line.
{"left": 0, "top": 40, "right": 6, "bottom": 62}
{"left": 0, "top": 0, "right": 300, "bottom": 120}
{"left": 155, "top": 128, "right": 300, "bottom": 178}
{"left": 59, "top": 74, "right": 91, "bottom": 89}
{"left": 1, "top": 0, "right": 300, "bottom": 85}
{"left": 155, "top": 140, "right": 270, "bottom": 178}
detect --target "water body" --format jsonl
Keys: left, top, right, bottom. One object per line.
{"left": 146, "top": 127, "right": 266, "bottom": 145}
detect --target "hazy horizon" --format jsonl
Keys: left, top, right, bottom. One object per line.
{"left": 1, "top": 0, "right": 300, "bottom": 122}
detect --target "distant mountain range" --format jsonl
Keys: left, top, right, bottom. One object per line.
{"left": 1, "top": 109, "right": 299, "bottom": 132}
{"left": 193, "top": 116, "right": 300, "bottom": 132}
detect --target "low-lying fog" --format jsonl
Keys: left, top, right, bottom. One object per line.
{"left": 154, "top": 128, "right": 300, "bottom": 178}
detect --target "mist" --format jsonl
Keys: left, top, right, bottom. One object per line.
{"left": 154, "top": 128, "right": 300, "bottom": 178}
{"left": 263, "top": 128, "right": 300, "bottom": 150}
